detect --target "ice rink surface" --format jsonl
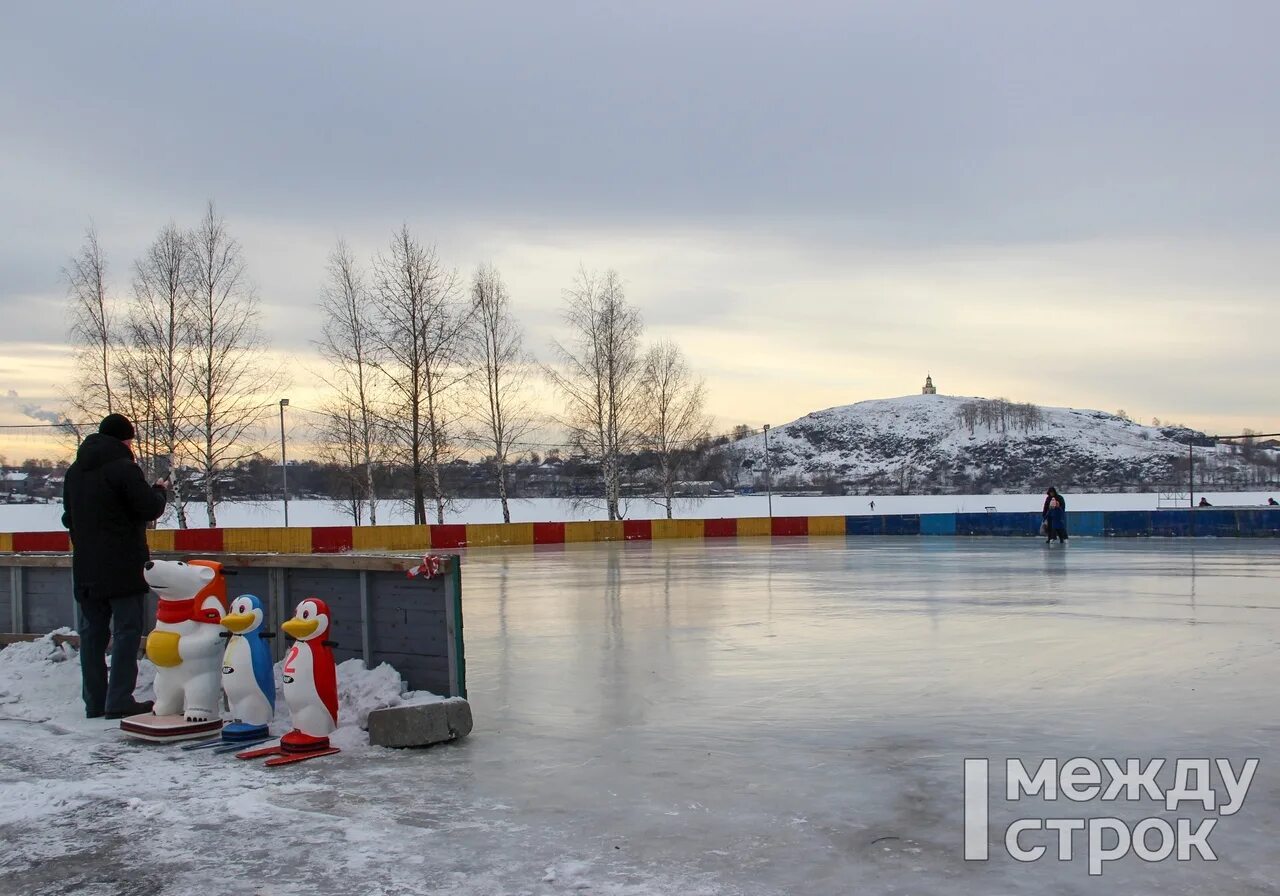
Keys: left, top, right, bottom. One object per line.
{"left": 3, "top": 536, "right": 1279, "bottom": 895}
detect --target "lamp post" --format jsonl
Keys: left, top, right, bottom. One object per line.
{"left": 279, "top": 398, "right": 290, "bottom": 527}
{"left": 763, "top": 423, "right": 773, "bottom": 518}
{"left": 1188, "top": 440, "right": 1195, "bottom": 510}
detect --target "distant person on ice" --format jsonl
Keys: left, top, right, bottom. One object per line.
{"left": 1198, "top": 497, "right": 1212, "bottom": 507}
{"left": 61, "top": 414, "right": 169, "bottom": 719}
{"left": 1269, "top": 497, "right": 1279, "bottom": 506}
{"left": 1042, "top": 487, "right": 1068, "bottom": 545}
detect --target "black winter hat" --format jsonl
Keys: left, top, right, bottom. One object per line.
{"left": 98, "top": 413, "right": 136, "bottom": 442}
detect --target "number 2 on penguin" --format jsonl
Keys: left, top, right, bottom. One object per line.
{"left": 283, "top": 645, "right": 299, "bottom": 683}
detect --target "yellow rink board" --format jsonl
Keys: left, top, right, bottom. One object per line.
{"left": 146, "top": 529, "right": 176, "bottom": 552}
{"left": 0, "top": 533, "right": 11, "bottom": 553}
{"left": 736, "top": 518, "right": 772, "bottom": 538}
{"left": 466, "top": 523, "right": 534, "bottom": 547}
{"left": 565, "top": 520, "right": 625, "bottom": 543}
{"left": 222, "top": 527, "right": 313, "bottom": 554}
{"left": 351, "top": 525, "right": 430, "bottom": 552}
{"left": 651, "top": 519, "right": 704, "bottom": 540}
{"left": 807, "top": 515, "right": 846, "bottom": 537}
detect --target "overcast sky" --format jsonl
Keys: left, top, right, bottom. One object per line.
{"left": 2, "top": 1, "right": 1278, "bottom": 457}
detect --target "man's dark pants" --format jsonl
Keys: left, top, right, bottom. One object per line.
{"left": 76, "top": 589, "right": 145, "bottom": 716}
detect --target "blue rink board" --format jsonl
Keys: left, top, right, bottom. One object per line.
{"left": 839, "top": 508, "right": 1280, "bottom": 538}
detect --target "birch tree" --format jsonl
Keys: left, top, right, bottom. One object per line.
{"left": 112, "top": 343, "right": 164, "bottom": 482}
{"left": 316, "top": 239, "right": 385, "bottom": 525}
{"left": 314, "top": 404, "right": 374, "bottom": 523}
{"left": 548, "top": 267, "right": 644, "bottom": 520}
{"left": 640, "top": 339, "right": 709, "bottom": 518}
{"left": 63, "top": 223, "right": 117, "bottom": 421}
{"left": 127, "top": 223, "right": 193, "bottom": 527}
{"left": 465, "top": 264, "right": 535, "bottom": 523}
{"left": 183, "top": 202, "right": 271, "bottom": 527}
{"left": 369, "top": 226, "right": 468, "bottom": 524}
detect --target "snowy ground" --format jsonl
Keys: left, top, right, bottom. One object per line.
{"left": 3, "top": 490, "right": 1279, "bottom": 531}
{"left": 2, "top": 537, "right": 1279, "bottom": 894}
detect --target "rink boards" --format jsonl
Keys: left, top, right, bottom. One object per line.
{"left": 3, "top": 507, "right": 1279, "bottom": 559}
{"left": 0, "top": 552, "right": 465, "bottom": 698}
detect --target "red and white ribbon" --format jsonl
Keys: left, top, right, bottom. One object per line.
{"left": 406, "top": 554, "right": 446, "bottom": 579}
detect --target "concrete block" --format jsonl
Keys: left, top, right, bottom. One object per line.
{"left": 444, "top": 697, "right": 473, "bottom": 739}
{"left": 367, "top": 698, "right": 473, "bottom": 748}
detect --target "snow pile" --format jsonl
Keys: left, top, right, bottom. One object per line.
{"left": 267, "top": 654, "right": 443, "bottom": 748}
{"left": 0, "top": 629, "right": 80, "bottom": 722}
{"left": 0, "top": 631, "right": 439, "bottom": 747}
{"left": 335, "top": 657, "right": 443, "bottom": 728}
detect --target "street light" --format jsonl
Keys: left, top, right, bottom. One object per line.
{"left": 763, "top": 423, "right": 773, "bottom": 519}
{"left": 279, "top": 398, "right": 290, "bottom": 527}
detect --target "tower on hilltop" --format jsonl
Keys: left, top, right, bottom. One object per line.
{"left": 922, "top": 374, "right": 937, "bottom": 395}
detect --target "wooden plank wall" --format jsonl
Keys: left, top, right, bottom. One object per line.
{"left": 0, "top": 555, "right": 464, "bottom": 699}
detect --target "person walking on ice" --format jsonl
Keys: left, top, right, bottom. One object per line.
{"left": 1042, "top": 486, "right": 1068, "bottom": 545}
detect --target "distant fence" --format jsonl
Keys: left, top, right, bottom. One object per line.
{"left": 3, "top": 508, "right": 1279, "bottom": 557}
{"left": 0, "top": 552, "right": 465, "bottom": 698}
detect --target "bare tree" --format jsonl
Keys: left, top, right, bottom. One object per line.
{"left": 112, "top": 341, "right": 164, "bottom": 482}
{"left": 63, "top": 223, "right": 117, "bottom": 421}
{"left": 465, "top": 264, "right": 536, "bottom": 523}
{"left": 640, "top": 339, "right": 709, "bottom": 518}
{"left": 369, "top": 226, "right": 468, "bottom": 524}
{"left": 127, "top": 223, "right": 193, "bottom": 527}
{"left": 313, "top": 403, "right": 375, "bottom": 523}
{"left": 316, "top": 239, "right": 385, "bottom": 525}
{"left": 548, "top": 267, "right": 644, "bottom": 520}
{"left": 183, "top": 202, "right": 272, "bottom": 527}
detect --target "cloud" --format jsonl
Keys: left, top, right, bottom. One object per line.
{"left": 0, "top": 388, "right": 77, "bottom": 431}
{"left": 4, "top": 2, "right": 1278, "bottom": 237}
{"left": 19, "top": 404, "right": 66, "bottom": 426}
{"left": 1, "top": 0, "right": 1278, "bottom": 446}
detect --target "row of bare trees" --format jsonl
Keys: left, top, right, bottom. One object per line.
{"left": 315, "top": 228, "right": 474, "bottom": 525}
{"left": 957, "top": 398, "right": 1044, "bottom": 435}
{"left": 63, "top": 203, "right": 275, "bottom": 527}
{"left": 315, "top": 228, "right": 709, "bottom": 524}
{"left": 64, "top": 214, "right": 708, "bottom": 527}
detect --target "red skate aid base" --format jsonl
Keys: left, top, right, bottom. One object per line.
{"left": 119, "top": 713, "right": 223, "bottom": 743}
{"left": 236, "top": 729, "right": 341, "bottom": 765}
{"left": 280, "top": 729, "right": 331, "bottom": 752}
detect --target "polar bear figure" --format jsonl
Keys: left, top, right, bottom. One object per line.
{"left": 143, "top": 559, "right": 229, "bottom": 722}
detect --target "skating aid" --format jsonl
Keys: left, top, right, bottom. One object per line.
{"left": 235, "top": 738, "right": 341, "bottom": 766}
{"left": 235, "top": 743, "right": 284, "bottom": 760}
{"left": 212, "top": 737, "right": 271, "bottom": 754}
{"left": 264, "top": 747, "right": 341, "bottom": 767}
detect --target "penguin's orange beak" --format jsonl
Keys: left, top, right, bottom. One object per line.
{"left": 222, "top": 612, "right": 257, "bottom": 634}
{"left": 282, "top": 616, "right": 320, "bottom": 640}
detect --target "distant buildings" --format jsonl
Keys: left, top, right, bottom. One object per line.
{"left": 1, "top": 469, "right": 62, "bottom": 503}
{"left": 922, "top": 374, "right": 937, "bottom": 395}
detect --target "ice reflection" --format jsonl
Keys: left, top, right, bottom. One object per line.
{"left": 451, "top": 537, "right": 1280, "bottom": 893}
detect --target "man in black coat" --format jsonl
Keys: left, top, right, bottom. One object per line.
{"left": 1042, "top": 486, "right": 1068, "bottom": 544}
{"left": 62, "top": 414, "right": 169, "bottom": 719}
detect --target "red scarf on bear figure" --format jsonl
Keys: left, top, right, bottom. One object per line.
{"left": 154, "top": 563, "right": 227, "bottom": 624}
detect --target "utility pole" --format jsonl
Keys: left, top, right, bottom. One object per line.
{"left": 279, "top": 398, "right": 290, "bottom": 526}
{"left": 763, "top": 423, "right": 773, "bottom": 519}
{"left": 1188, "top": 440, "right": 1194, "bottom": 510}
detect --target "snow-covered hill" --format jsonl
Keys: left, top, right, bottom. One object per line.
{"left": 727, "top": 394, "right": 1271, "bottom": 493}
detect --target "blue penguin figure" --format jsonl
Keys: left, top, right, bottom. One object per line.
{"left": 220, "top": 594, "right": 276, "bottom": 741}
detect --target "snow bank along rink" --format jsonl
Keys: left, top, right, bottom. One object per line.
{"left": 1, "top": 538, "right": 1278, "bottom": 895}
{"left": 4, "top": 490, "right": 1280, "bottom": 531}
